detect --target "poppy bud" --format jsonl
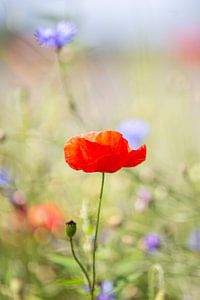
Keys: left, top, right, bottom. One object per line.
{"left": 65, "top": 220, "right": 76, "bottom": 238}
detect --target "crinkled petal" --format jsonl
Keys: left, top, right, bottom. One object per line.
{"left": 123, "top": 144, "right": 146, "bottom": 167}
{"left": 93, "top": 131, "right": 128, "bottom": 153}
{"left": 81, "top": 153, "right": 126, "bottom": 173}
{"left": 64, "top": 137, "right": 111, "bottom": 171}
{"left": 64, "top": 137, "right": 127, "bottom": 172}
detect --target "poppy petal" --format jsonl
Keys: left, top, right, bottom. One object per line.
{"left": 81, "top": 153, "right": 126, "bottom": 173}
{"left": 64, "top": 137, "right": 114, "bottom": 170}
{"left": 94, "top": 131, "right": 128, "bottom": 153}
{"left": 124, "top": 144, "right": 146, "bottom": 168}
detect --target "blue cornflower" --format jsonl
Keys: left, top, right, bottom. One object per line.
{"left": 188, "top": 228, "right": 200, "bottom": 252}
{"left": 117, "top": 119, "right": 149, "bottom": 149}
{"left": 0, "top": 169, "right": 11, "bottom": 188}
{"left": 35, "top": 21, "right": 77, "bottom": 49}
{"left": 144, "top": 233, "right": 161, "bottom": 253}
{"left": 97, "top": 281, "right": 115, "bottom": 300}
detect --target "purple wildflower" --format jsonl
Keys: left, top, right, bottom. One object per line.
{"left": 35, "top": 21, "right": 77, "bottom": 49}
{"left": 188, "top": 228, "right": 200, "bottom": 252}
{"left": 134, "top": 187, "right": 152, "bottom": 212}
{"left": 117, "top": 119, "right": 149, "bottom": 149}
{"left": 97, "top": 281, "right": 115, "bottom": 300}
{"left": 0, "top": 170, "right": 26, "bottom": 211}
{"left": 9, "top": 190, "right": 27, "bottom": 213}
{"left": 144, "top": 233, "right": 161, "bottom": 253}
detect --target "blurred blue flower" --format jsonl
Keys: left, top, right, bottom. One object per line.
{"left": 117, "top": 119, "right": 149, "bottom": 149}
{"left": 35, "top": 21, "right": 77, "bottom": 49}
{"left": 0, "top": 169, "right": 11, "bottom": 188}
{"left": 97, "top": 281, "right": 115, "bottom": 300}
{"left": 144, "top": 233, "right": 161, "bottom": 253}
{"left": 83, "top": 284, "right": 90, "bottom": 293}
{"left": 188, "top": 228, "right": 200, "bottom": 252}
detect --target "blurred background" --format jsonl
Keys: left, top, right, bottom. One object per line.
{"left": 0, "top": 0, "right": 200, "bottom": 299}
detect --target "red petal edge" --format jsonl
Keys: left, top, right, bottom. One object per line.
{"left": 123, "top": 144, "right": 147, "bottom": 168}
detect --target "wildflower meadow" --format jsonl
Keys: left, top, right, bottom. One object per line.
{"left": 0, "top": 3, "right": 200, "bottom": 300}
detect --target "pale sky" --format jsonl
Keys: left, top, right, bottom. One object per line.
{"left": 0, "top": 0, "right": 200, "bottom": 48}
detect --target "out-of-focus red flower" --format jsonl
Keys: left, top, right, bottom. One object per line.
{"left": 64, "top": 131, "right": 146, "bottom": 173}
{"left": 28, "top": 203, "right": 64, "bottom": 232}
{"left": 173, "top": 24, "right": 200, "bottom": 64}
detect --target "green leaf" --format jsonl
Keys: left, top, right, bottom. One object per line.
{"left": 113, "top": 272, "right": 143, "bottom": 293}
{"left": 57, "top": 278, "right": 84, "bottom": 286}
{"left": 47, "top": 254, "right": 79, "bottom": 271}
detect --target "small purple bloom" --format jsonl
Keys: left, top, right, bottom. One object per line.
{"left": 35, "top": 21, "right": 77, "bottom": 49}
{"left": 144, "top": 233, "right": 161, "bottom": 253}
{"left": 9, "top": 190, "right": 27, "bottom": 212}
{"left": 188, "top": 228, "right": 200, "bottom": 252}
{"left": 134, "top": 187, "right": 152, "bottom": 212}
{"left": 117, "top": 119, "right": 149, "bottom": 149}
{"left": 97, "top": 281, "right": 115, "bottom": 300}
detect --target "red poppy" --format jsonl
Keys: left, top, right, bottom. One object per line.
{"left": 28, "top": 203, "right": 64, "bottom": 232}
{"left": 64, "top": 130, "right": 146, "bottom": 173}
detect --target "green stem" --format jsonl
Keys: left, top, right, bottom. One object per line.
{"left": 148, "top": 266, "right": 155, "bottom": 300}
{"left": 91, "top": 172, "right": 105, "bottom": 300}
{"left": 70, "top": 237, "right": 92, "bottom": 295}
{"left": 55, "top": 50, "right": 86, "bottom": 129}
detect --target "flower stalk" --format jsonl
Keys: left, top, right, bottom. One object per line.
{"left": 69, "top": 237, "right": 92, "bottom": 293}
{"left": 91, "top": 172, "right": 105, "bottom": 300}
{"left": 56, "top": 50, "right": 86, "bottom": 129}
{"left": 67, "top": 173, "right": 105, "bottom": 300}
